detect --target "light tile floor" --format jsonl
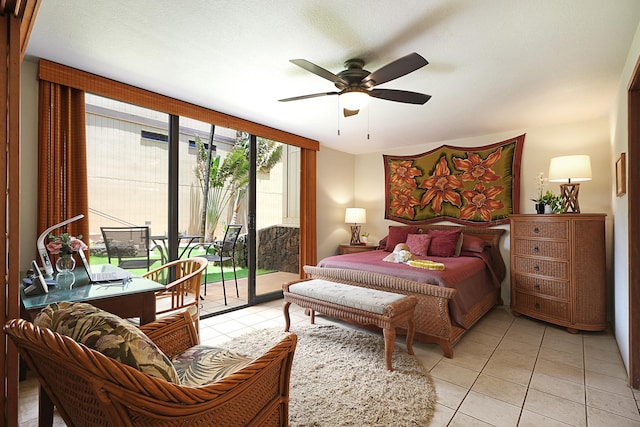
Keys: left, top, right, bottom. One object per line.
{"left": 19, "top": 299, "right": 640, "bottom": 426}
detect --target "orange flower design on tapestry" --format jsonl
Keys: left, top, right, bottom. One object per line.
{"left": 389, "top": 187, "right": 421, "bottom": 219}
{"left": 418, "top": 156, "right": 463, "bottom": 214}
{"left": 460, "top": 182, "right": 505, "bottom": 221}
{"left": 389, "top": 160, "right": 422, "bottom": 189}
{"left": 383, "top": 135, "right": 524, "bottom": 226}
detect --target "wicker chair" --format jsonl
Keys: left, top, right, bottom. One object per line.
{"left": 143, "top": 257, "right": 208, "bottom": 332}
{"left": 6, "top": 306, "right": 297, "bottom": 427}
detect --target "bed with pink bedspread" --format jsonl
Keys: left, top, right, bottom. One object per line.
{"left": 307, "top": 224, "right": 506, "bottom": 357}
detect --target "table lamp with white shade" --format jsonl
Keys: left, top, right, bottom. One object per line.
{"left": 345, "top": 208, "right": 366, "bottom": 245}
{"left": 548, "top": 155, "right": 592, "bottom": 213}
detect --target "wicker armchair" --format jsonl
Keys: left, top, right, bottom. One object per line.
{"left": 6, "top": 306, "right": 297, "bottom": 427}
{"left": 143, "top": 257, "right": 208, "bottom": 332}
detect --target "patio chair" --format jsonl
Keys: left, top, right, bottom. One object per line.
{"left": 100, "top": 226, "right": 162, "bottom": 271}
{"left": 5, "top": 302, "right": 297, "bottom": 427}
{"left": 143, "top": 257, "right": 208, "bottom": 332}
{"left": 188, "top": 224, "right": 242, "bottom": 305}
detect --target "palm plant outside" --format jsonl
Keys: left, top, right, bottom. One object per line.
{"left": 194, "top": 131, "right": 283, "bottom": 242}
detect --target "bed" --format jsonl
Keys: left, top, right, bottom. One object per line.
{"left": 308, "top": 224, "right": 506, "bottom": 357}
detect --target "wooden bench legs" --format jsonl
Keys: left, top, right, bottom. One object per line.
{"left": 283, "top": 296, "right": 416, "bottom": 371}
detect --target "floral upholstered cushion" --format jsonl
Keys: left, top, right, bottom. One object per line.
{"left": 172, "top": 345, "right": 254, "bottom": 387}
{"left": 34, "top": 302, "right": 179, "bottom": 383}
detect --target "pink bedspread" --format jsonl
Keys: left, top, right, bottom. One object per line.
{"left": 317, "top": 249, "right": 500, "bottom": 328}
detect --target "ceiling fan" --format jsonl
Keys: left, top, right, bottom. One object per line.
{"left": 279, "top": 52, "right": 431, "bottom": 117}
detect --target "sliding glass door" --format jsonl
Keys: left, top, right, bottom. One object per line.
{"left": 86, "top": 94, "right": 301, "bottom": 314}
{"left": 253, "top": 139, "right": 300, "bottom": 301}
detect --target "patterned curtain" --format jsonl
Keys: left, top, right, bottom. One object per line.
{"left": 37, "top": 80, "right": 89, "bottom": 248}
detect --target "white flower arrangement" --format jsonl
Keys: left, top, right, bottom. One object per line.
{"left": 531, "top": 172, "right": 547, "bottom": 203}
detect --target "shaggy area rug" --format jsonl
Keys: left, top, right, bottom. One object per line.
{"left": 222, "top": 324, "right": 436, "bottom": 427}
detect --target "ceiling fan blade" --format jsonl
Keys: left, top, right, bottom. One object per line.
{"left": 362, "top": 52, "right": 428, "bottom": 87}
{"left": 290, "top": 59, "right": 348, "bottom": 87}
{"left": 278, "top": 92, "right": 338, "bottom": 102}
{"left": 343, "top": 108, "right": 359, "bottom": 117}
{"left": 369, "top": 88, "right": 431, "bottom": 104}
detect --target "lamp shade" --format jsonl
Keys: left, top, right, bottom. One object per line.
{"left": 548, "top": 155, "right": 592, "bottom": 183}
{"left": 345, "top": 208, "right": 366, "bottom": 224}
{"left": 340, "top": 90, "right": 369, "bottom": 111}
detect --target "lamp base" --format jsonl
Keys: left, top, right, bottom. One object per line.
{"left": 560, "top": 183, "right": 581, "bottom": 213}
{"left": 350, "top": 225, "right": 362, "bottom": 245}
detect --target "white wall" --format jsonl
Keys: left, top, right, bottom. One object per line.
{"left": 316, "top": 146, "right": 356, "bottom": 259}
{"left": 317, "top": 118, "right": 613, "bottom": 306}
{"left": 609, "top": 20, "right": 640, "bottom": 374}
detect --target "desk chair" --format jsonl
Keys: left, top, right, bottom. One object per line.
{"left": 188, "top": 224, "right": 242, "bottom": 305}
{"left": 101, "top": 226, "right": 161, "bottom": 271}
{"left": 143, "top": 257, "right": 208, "bottom": 332}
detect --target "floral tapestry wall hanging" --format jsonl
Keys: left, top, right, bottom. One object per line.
{"left": 384, "top": 134, "right": 525, "bottom": 226}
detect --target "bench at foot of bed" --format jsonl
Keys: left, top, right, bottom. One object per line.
{"left": 282, "top": 278, "right": 417, "bottom": 371}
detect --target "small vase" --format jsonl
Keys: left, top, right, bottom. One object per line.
{"left": 544, "top": 205, "right": 553, "bottom": 214}
{"left": 535, "top": 203, "right": 545, "bottom": 214}
{"left": 56, "top": 254, "right": 76, "bottom": 273}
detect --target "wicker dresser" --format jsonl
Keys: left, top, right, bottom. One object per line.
{"left": 509, "top": 214, "right": 606, "bottom": 332}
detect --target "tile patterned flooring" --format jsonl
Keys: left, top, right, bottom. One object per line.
{"left": 19, "top": 293, "right": 640, "bottom": 426}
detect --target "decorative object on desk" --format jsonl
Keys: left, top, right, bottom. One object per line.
{"left": 345, "top": 207, "right": 366, "bottom": 245}
{"left": 37, "top": 214, "right": 85, "bottom": 277}
{"left": 55, "top": 256, "right": 76, "bottom": 274}
{"left": 360, "top": 231, "right": 369, "bottom": 244}
{"left": 47, "top": 232, "right": 88, "bottom": 273}
{"left": 56, "top": 271, "right": 76, "bottom": 290}
{"left": 548, "top": 155, "right": 592, "bottom": 213}
{"left": 616, "top": 152, "right": 626, "bottom": 197}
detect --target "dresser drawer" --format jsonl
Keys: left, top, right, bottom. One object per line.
{"left": 512, "top": 239, "right": 569, "bottom": 259}
{"left": 512, "top": 274, "right": 568, "bottom": 299}
{"left": 512, "top": 256, "right": 569, "bottom": 280}
{"left": 511, "top": 220, "right": 568, "bottom": 239}
{"left": 513, "top": 291, "right": 569, "bottom": 320}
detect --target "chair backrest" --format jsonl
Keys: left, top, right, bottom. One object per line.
{"left": 101, "top": 226, "right": 152, "bottom": 263}
{"left": 219, "top": 224, "right": 242, "bottom": 253}
{"left": 5, "top": 312, "right": 297, "bottom": 426}
{"left": 144, "top": 257, "right": 208, "bottom": 331}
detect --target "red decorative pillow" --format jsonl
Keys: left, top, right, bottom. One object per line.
{"left": 462, "top": 234, "right": 488, "bottom": 253}
{"left": 384, "top": 226, "right": 419, "bottom": 252}
{"left": 427, "top": 229, "right": 463, "bottom": 257}
{"left": 406, "top": 234, "right": 431, "bottom": 256}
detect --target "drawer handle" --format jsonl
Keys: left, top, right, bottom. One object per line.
{"left": 534, "top": 246, "right": 540, "bottom": 252}
{"left": 533, "top": 265, "right": 540, "bottom": 271}
{"left": 535, "top": 303, "right": 540, "bottom": 309}
{"left": 534, "top": 284, "right": 540, "bottom": 290}
{"left": 533, "top": 227, "right": 540, "bottom": 234}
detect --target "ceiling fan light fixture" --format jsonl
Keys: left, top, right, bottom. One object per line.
{"left": 340, "top": 89, "right": 369, "bottom": 110}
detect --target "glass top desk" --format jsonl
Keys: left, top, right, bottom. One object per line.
{"left": 20, "top": 264, "right": 166, "bottom": 325}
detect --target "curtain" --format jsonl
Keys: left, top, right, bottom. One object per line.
{"left": 37, "top": 80, "right": 89, "bottom": 248}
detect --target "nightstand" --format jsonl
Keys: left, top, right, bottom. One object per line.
{"left": 338, "top": 244, "right": 378, "bottom": 255}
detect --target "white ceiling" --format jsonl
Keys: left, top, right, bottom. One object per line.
{"left": 25, "top": 0, "right": 640, "bottom": 154}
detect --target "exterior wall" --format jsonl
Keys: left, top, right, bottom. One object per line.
{"left": 257, "top": 225, "right": 299, "bottom": 273}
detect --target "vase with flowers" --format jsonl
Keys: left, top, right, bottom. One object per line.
{"left": 530, "top": 172, "right": 548, "bottom": 214}
{"left": 46, "top": 232, "right": 88, "bottom": 273}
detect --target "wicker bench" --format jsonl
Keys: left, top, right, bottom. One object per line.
{"left": 283, "top": 278, "right": 417, "bottom": 370}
